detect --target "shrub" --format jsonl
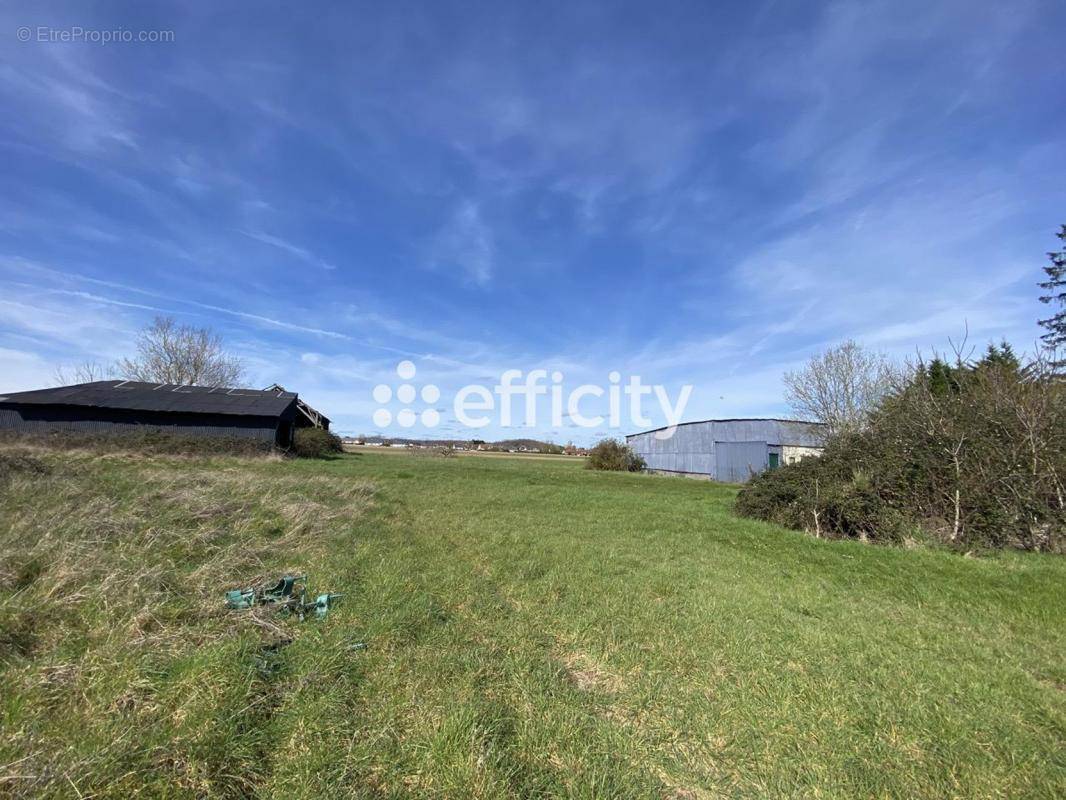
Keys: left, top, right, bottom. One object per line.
{"left": 737, "top": 347, "right": 1065, "bottom": 552}
{"left": 291, "top": 427, "right": 343, "bottom": 458}
{"left": 586, "top": 439, "right": 646, "bottom": 472}
{"left": 737, "top": 455, "right": 908, "bottom": 544}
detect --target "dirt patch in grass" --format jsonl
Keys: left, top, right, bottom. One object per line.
{"left": 559, "top": 649, "right": 624, "bottom": 694}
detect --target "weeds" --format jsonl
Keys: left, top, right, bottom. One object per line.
{"left": 0, "top": 443, "right": 374, "bottom": 798}
{"left": 0, "top": 451, "right": 51, "bottom": 489}
{"left": 0, "top": 429, "right": 278, "bottom": 458}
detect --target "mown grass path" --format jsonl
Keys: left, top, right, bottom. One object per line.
{"left": 280, "top": 452, "right": 1065, "bottom": 799}
{"left": 2, "top": 448, "right": 1064, "bottom": 798}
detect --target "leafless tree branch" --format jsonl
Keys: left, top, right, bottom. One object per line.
{"left": 114, "top": 317, "right": 246, "bottom": 387}
{"left": 783, "top": 340, "right": 899, "bottom": 437}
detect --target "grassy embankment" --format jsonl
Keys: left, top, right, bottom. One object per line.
{"left": 1, "top": 443, "right": 1063, "bottom": 798}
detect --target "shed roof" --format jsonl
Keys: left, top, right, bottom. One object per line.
{"left": 626, "top": 417, "right": 827, "bottom": 445}
{"left": 627, "top": 417, "right": 826, "bottom": 434}
{"left": 0, "top": 381, "right": 298, "bottom": 418}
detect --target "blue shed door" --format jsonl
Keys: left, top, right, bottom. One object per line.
{"left": 714, "top": 441, "right": 768, "bottom": 482}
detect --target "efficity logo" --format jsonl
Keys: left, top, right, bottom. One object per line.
{"left": 372, "top": 361, "right": 692, "bottom": 439}
{"left": 371, "top": 361, "right": 441, "bottom": 429}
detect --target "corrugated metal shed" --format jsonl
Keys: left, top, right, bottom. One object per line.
{"left": 0, "top": 381, "right": 327, "bottom": 447}
{"left": 0, "top": 406, "right": 283, "bottom": 443}
{"left": 626, "top": 418, "right": 826, "bottom": 482}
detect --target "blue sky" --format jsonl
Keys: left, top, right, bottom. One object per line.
{"left": 1, "top": 1, "right": 1063, "bottom": 443}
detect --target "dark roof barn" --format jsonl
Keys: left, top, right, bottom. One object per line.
{"left": 0, "top": 380, "right": 329, "bottom": 447}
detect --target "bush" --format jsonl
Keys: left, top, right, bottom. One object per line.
{"left": 736, "top": 347, "right": 1065, "bottom": 552}
{"left": 736, "top": 454, "right": 907, "bottom": 544}
{"left": 291, "top": 427, "right": 343, "bottom": 458}
{"left": 586, "top": 439, "right": 646, "bottom": 472}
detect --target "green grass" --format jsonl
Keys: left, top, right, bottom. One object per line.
{"left": 1, "top": 446, "right": 1064, "bottom": 798}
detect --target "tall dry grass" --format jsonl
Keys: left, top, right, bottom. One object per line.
{"left": 0, "top": 442, "right": 374, "bottom": 797}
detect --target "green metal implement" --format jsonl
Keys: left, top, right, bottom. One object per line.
{"left": 224, "top": 575, "right": 341, "bottom": 619}
{"left": 312, "top": 593, "right": 343, "bottom": 619}
{"left": 225, "top": 588, "right": 256, "bottom": 610}
{"left": 262, "top": 575, "right": 306, "bottom": 604}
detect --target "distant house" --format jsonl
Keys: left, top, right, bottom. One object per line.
{"left": 0, "top": 380, "right": 329, "bottom": 448}
{"left": 626, "top": 418, "right": 825, "bottom": 482}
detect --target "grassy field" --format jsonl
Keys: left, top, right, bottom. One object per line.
{"left": 1, "top": 445, "right": 1064, "bottom": 798}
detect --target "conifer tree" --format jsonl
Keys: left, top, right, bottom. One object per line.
{"left": 926, "top": 357, "right": 955, "bottom": 395}
{"left": 977, "top": 341, "right": 1020, "bottom": 372}
{"left": 1038, "top": 225, "right": 1066, "bottom": 368}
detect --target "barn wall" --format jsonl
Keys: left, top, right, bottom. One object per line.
{"left": 0, "top": 405, "right": 280, "bottom": 444}
{"left": 626, "top": 419, "right": 825, "bottom": 480}
{"left": 626, "top": 423, "right": 717, "bottom": 475}
{"left": 714, "top": 441, "right": 769, "bottom": 483}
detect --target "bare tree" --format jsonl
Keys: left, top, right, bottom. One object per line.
{"left": 52, "top": 360, "right": 113, "bottom": 386}
{"left": 115, "top": 316, "right": 246, "bottom": 387}
{"left": 783, "top": 340, "right": 897, "bottom": 436}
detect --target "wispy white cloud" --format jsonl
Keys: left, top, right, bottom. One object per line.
{"left": 429, "top": 200, "right": 495, "bottom": 285}
{"left": 0, "top": 257, "right": 354, "bottom": 341}
{"left": 0, "top": 346, "right": 55, "bottom": 394}
{"left": 238, "top": 229, "right": 337, "bottom": 271}
{"left": 0, "top": 49, "right": 138, "bottom": 156}
{"left": 187, "top": 299, "right": 351, "bottom": 339}
{"left": 0, "top": 293, "right": 138, "bottom": 359}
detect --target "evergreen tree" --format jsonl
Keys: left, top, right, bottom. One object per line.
{"left": 926, "top": 357, "right": 956, "bottom": 395}
{"left": 1038, "top": 225, "right": 1066, "bottom": 365}
{"left": 977, "top": 340, "right": 1020, "bottom": 372}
